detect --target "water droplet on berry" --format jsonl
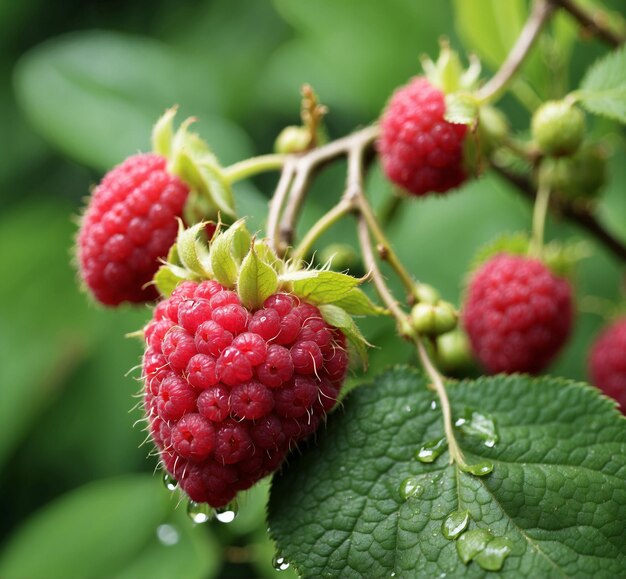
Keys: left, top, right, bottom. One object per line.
{"left": 162, "top": 473, "right": 178, "bottom": 492}
{"left": 416, "top": 437, "right": 447, "bottom": 463}
{"left": 215, "top": 500, "right": 238, "bottom": 524}
{"left": 399, "top": 477, "right": 424, "bottom": 500}
{"left": 187, "top": 500, "right": 213, "bottom": 523}
{"left": 272, "top": 555, "right": 290, "bottom": 571}
{"left": 156, "top": 523, "right": 180, "bottom": 546}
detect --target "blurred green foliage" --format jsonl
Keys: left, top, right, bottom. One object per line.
{"left": 1, "top": 0, "right": 624, "bottom": 577}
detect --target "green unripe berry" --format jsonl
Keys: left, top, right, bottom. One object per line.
{"left": 531, "top": 100, "right": 585, "bottom": 157}
{"left": 411, "top": 301, "right": 458, "bottom": 336}
{"left": 274, "top": 126, "right": 311, "bottom": 154}
{"left": 540, "top": 143, "right": 607, "bottom": 201}
{"left": 435, "top": 329, "right": 473, "bottom": 373}
{"left": 414, "top": 283, "right": 440, "bottom": 305}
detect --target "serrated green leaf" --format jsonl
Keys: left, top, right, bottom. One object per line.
{"left": 331, "top": 288, "right": 386, "bottom": 316}
{"left": 237, "top": 243, "right": 279, "bottom": 309}
{"left": 444, "top": 93, "right": 479, "bottom": 126}
{"left": 176, "top": 221, "right": 210, "bottom": 278}
{"left": 579, "top": 45, "right": 626, "bottom": 123}
{"left": 318, "top": 304, "right": 370, "bottom": 366}
{"left": 281, "top": 270, "right": 361, "bottom": 305}
{"left": 269, "top": 367, "right": 626, "bottom": 577}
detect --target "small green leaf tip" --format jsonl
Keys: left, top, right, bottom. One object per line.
{"left": 421, "top": 38, "right": 481, "bottom": 94}
{"left": 237, "top": 240, "right": 280, "bottom": 309}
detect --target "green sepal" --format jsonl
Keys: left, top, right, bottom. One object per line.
{"left": 280, "top": 269, "right": 361, "bottom": 305}
{"left": 237, "top": 240, "right": 280, "bottom": 310}
{"left": 318, "top": 304, "right": 371, "bottom": 367}
{"left": 456, "top": 528, "right": 492, "bottom": 564}
{"left": 151, "top": 106, "right": 177, "bottom": 158}
{"left": 153, "top": 265, "right": 186, "bottom": 298}
{"left": 176, "top": 220, "right": 211, "bottom": 278}
{"left": 209, "top": 219, "right": 251, "bottom": 288}
{"left": 197, "top": 159, "right": 236, "bottom": 219}
{"left": 444, "top": 92, "right": 479, "bottom": 126}
{"left": 331, "top": 288, "right": 387, "bottom": 316}
{"left": 468, "top": 232, "right": 530, "bottom": 275}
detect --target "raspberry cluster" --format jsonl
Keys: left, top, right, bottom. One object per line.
{"left": 78, "top": 153, "right": 189, "bottom": 305}
{"left": 588, "top": 318, "right": 626, "bottom": 413}
{"left": 142, "top": 280, "right": 348, "bottom": 507}
{"left": 378, "top": 77, "right": 468, "bottom": 196}
{"left": 463, "top": 254, "right": 573, "bottom": 375}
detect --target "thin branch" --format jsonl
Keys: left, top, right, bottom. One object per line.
{"left": 491, "top": 160, "right": 626, "bottom": 262}
{"left": 476, "top": 0, "right": 555, "bottom": 103}
{"left": 549, "top": 0, "right": 625, "bottom": 47}
{"left": 267, "top": 158, "right": 296, "bottom": 254}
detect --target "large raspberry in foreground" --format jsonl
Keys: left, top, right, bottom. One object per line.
{"left": 588, "top": 318, "right": 626, "bottom": 413}
{"left": 142, "top": 281, "right": 349, "bottom": 507}
{"left": 462, "top": 254, "right": 573, "bottom": 375}
{"left": 378, "top": 77, "right": 468, "bottom": 196}
{"left": 77, "top": 153, "right": 189, "bottom": 306}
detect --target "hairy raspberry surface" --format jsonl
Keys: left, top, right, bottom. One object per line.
{"left": 462, "top": 254, "right": 573, "bottom": 375}
{"left": 77, "top": 153, "right": 189, "bottom": 306}
{"left": 378, "top": 77, "right": 468, "bottom": 196}
{"left": 142, "top": 281, "right": 348, "bottom": 507}
{"left": 588, "top": 318, "right": 626, "bottom": 413}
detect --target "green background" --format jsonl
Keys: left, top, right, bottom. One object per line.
{"left": 1, "top": 0, "right": 624, "bottom": 577}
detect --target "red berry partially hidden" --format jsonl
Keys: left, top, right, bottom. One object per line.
{"left": 462, "top": 254, "right": 573, "bottom": 375}
{"left": 378, "top": 77, "right": 468, "bottom": 196}
{"left": 142, "top": 281, "right": 348, "bottom": 507}
{"left": 588, "top": 318, "right": 626, "bottom": 413}
{"left": 77, "top": 153, "right": 189, "bottom": 306}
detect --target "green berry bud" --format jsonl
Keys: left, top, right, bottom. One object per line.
{"left": 411, "top": 301, "right": 458, "bottom": 336}
{"left": 435, "top": 329, "right": 473, "bottom": 372}
{"left": 540, "top": 143, "right": 607, "bottom": 201}
{"left": 531, "top": 100, "right": 585, "bottom": 157}
{"left": 274, "top": 126, "right": 311, "bottom": 154}
{"left": 414, "top": 283, "right": 440, "bottom": 304}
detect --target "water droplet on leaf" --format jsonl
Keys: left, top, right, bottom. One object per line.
{"left": 456, "top": 528, "right": 492, "bottom": 564}
{"left": 457, "top": 408, "right": 499, "bottom": 448}
{"left": 430, "top": 400, "right": 438, "bottom": 410}
{"left": 474, "top": 537, "right": 512, "bottom": 571}
{"left": 162, "top": 473, "right": 178, "bottom": 491}
{"left": 273, "top": 555, "right": 290, "bottom": 571}
{"left": 187, "top": 500, "right": 213, "bottom": 523}
{"left": 442, "top": 510, "right": 470, "bottom": 539}
{"left": 156, "top": 523, "right": 180, "bottom": 546}
{"left": 215, "top": 500, "right": 238, "bottom": 524}
{"left": 415, "top": 437, "right": 448, "bottom": 463}
{"left": 461, "top": 460, "right": 493, "bottom": 476}
{"left": 399, "top": 477, "right": 424, "bottom": 500}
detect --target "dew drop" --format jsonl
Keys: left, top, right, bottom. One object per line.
{"left": 215, "top": 500, "right": 238, "bottom": 524}
{"left": 162, "top": 473, "right": 178, "bottom": 492}
{"left": 272, "top": 555, "right": 290, "bottom": 571}
{"left": 187, "top": 500, "right": 213, "bottom": 523}
{"left": 415, "top": 437, "right": 448, "bottom": 463}
{"left": 484, "top": 438, "right": 496, "bottom": 448}
{"left": 430, "top": 400, "right": 438, "bottom": 410}
{"left": 156, "top": 523, "right": 180, "bottom": 546}
{"left": 442, "top": 510, "right": 470, "bottom": 540}
{"left": 461, "top": 460, "right": 494, "bottom": 477}
{"left": 399, "top": 477, "right": 424, "bottom": 500}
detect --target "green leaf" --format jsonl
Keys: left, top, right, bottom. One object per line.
{"left": 579, "top": 45, "right": 626, "bottom": 123}
{"left": 269, "top": 367, "right": 626, "bottom": 578}
{"left": 153, "top": 265, "right": 186, "bottom": 298}
{"left": 0, "top": 476, "right": 194, "bottom": 579}
{"left": 237, "top": 242, "right": 279, "bottom": 309}
{"left": 444, "top": 93, "right": 479, "bottom": 126}
{"left": 318, "top": 304, "right": 370, "bottom": 365}
{"left": 209, "top": 220, "right": 251, "bottom": 288}
{"left": 281, "top": 270, "right": 361, "bottom": 305}
{"left": 331, "top": 288, "right": 387, "bottom": 316}
{"left": 176, "top": 221, "right": 211, "bottom": 278}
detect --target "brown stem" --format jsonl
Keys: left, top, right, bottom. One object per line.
{"left": 549, "top": 0, "right": 625, "bottom": 47}
{"left": 267, "top": 159, "right": 297, "bottom": 255}
{"left": 491, "top": 160, "right": 626, "bottom": 262}
{"left": 476, "top": 0, "right": 555, "bottom": 103}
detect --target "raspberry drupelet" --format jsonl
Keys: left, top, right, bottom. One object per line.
{"left": 588, "top": 318, "right": 626, "bottom": 413}
{"left": 378, "top": 77, "right": 468, "bottom": 196}
{"left": 462, "top": 254, "right": 573, "bottom": 375}
{"left": 142, "top": 280, "right": 349, "bottom": 507}
{"left": 77, "top": 153, "right": 189, "bottom": 306}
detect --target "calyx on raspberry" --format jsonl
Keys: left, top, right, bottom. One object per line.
{"left": 378, "top": 44, "right": 481, "bottom": 197}
{"left": 462, "top": 253, "right": 573, "bottom": 375}
{"left": 76, "top": 108, "right": 235, "bottom": 306}
{"left": 142, "top": 220, "right": 382, "bottom": 507}
{"left": 588, "top": 317, "right": 626, "bottom": 414}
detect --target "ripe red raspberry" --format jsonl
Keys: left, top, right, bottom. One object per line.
{"left": 462, "top": 254, "right": 573, "bottom": 375}
{"left": 588, "top": 318, "right": 626, "bottom": 413}
{"left": 378, "top": 77, "right": 468, "bottom": 196}
{"left": 77, "top": 153, "right": 189, "bottom": 306}
{"left": 142, "top": 280, "right": 348, "bottom": 507}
